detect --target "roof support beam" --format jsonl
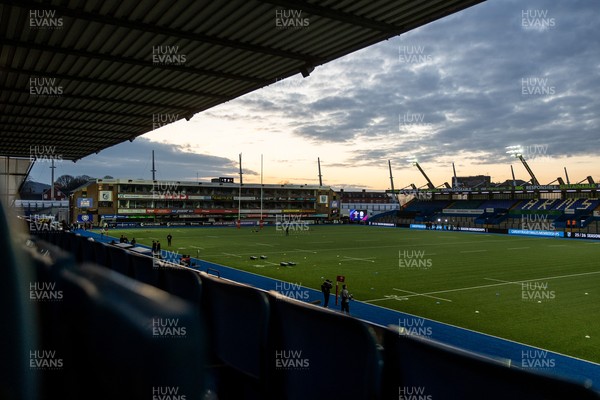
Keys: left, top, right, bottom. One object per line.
{"left": 0, "top": 66, "right": 230, "bottom": 100}
{"left": 1, "top": 37, "right": 266, "bottom": 85}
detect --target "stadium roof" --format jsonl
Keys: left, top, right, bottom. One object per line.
{"left": 0, "top": 0, "right": 484, "bottom": 161}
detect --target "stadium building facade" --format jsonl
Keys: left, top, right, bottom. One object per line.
{"left": 69, "top": 178, "right": 336, "bottom": 227}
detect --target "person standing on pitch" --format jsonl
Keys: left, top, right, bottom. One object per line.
{"left": 321, "top": 279, "right": 333, "bottom": 308}
{"left": 167, "top": 233, "right": 172, "bottom": 247}
{"left": 340, "top": 284, "right": 351, "bottom": 314}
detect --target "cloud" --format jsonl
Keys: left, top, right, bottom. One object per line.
{"left": 31, "top": 137, "right": 245, "bottom": 182}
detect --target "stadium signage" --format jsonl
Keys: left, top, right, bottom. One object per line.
{"left": 458, "top": 227, "right": 487, "bottom": 232}
{"left": 146, "top": 209, "right": 171, "bottom": 214}
{"left": 409, "top": 224, "right": 427, "bottom": 230}
{"left": 118, "top": 209, "right": 146, "bottom": 214}
{"left": 118, "top": 194, "right": 155, "bottom": 199}
{"left": 193, "top": 209, "right": 237, "bottom": 214}
{"left": 76, "top": 214, "right": 92, "bottom": 223}
{"left": 211, "top": 195, "right": 233, "bottom": 200}
{"left": 525, "top": 185, "right": 559, "bottom": 190}
{"left": 443, "top": 209, "right": 484, "bottom": 215}
{"left": 77, "top": 198, "right": 93, "bottom": 208}
{"left": 392, "top": 183, "right": 600, "bottom": 195}
{"left": 508, "top": 229, "right": 564, "bottom": 238}
{"left": 98, "top": 191, "right": 113, "bottom": 201}
{"left": 567, "top": 232, "right": 600, "bottom": 240}
{"left": 369, "top": 222, "right": 395, "bottom": 227}
{"left": 559, "top": 184, "right": 600, "bottom": 190}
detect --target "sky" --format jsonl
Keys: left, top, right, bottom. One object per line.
{"left": 29, "top": 0, "right": 600, "bottom": 191}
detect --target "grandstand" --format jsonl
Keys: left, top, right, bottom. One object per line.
{"left": 375, "top": 185, "right": 600, "bottom": 235}
{"left": 2, "top": 0, "right": 600, "bottom": 399}
{"left": 69, "top": 178, "right": 335, "bottom": 227}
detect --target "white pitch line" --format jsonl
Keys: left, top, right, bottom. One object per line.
{"left": 484, "top": 278, "right": 522, "bottom": 286}
{"left": 364, "top": 297, "right": 397, "bottom": 303}
{"left": 222, "top": 252, "right": 241, "bottom": 258}
{"left": 393, "top": 288, "right": 452, "bottom": 302}
{"left": 398, "top": 270, "right": 600, "bottom": 299}
{"left": 507, "top": 247, "right": 530, "bottom": 250}
{"left": 294, "top": 248, "right": 317, "bottom": 254}
{"left": 459, "top": 249, "right": 488, "bottom": 253}
{"left": 341, "top": 256, "right": 375, "bottom": 263}
{"left": 207, "top": 235, "right": 219, "bottom": 238}
{"left": 254, "top": 243, "right": 275, "bottom": 247}
{"left": 547, "top": 244, "right": 567, "bottom": 247}
{"left": 190, "top": 245, "right": 204, "bottom": 249}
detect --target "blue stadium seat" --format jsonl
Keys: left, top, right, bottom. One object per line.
{"left": 0, "top": 204, "right": 38, "bottom": 400}
{"left": 22, "top": 239, "right": 77, "bottom": 400}
{"left": 382, "top": 327, "right": 599, "bottom": 399}
{"left": 129, "top": 252, "right": 162, "bottom": 287}
{"left": 200, "top": 272, "right": 270, "bottom": 399}
{"left": 105, "top": 244, "right": 134, "bottom": 277}
{"left": 161, "top": 265, "right": 203, "bottom": 306}
{"left": 57, "top": 264, "right": 207, "bottom": 400}
{"left": 70, "top": 234, "right": 89, "bottom": 263}
{"left": 268, "top": 291, "right": 381, "bottom": 400}
{"left": 91, "top": 240, "right": 109, "bottom": 267}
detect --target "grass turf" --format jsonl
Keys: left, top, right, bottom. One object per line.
{"left": 104, "top": 225, "right": 600, "bottom": 363}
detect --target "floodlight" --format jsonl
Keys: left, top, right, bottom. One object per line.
{"left": 505, "top": 145, "right": 523, "bottom": 157}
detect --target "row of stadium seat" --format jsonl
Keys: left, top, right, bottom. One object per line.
{"left": 7, "top": 224, "right": 600, "bottom": 399}
{"left": 383, "top": 198, "right": 599, "bottom": 232}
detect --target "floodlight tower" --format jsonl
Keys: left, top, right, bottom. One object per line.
{"left": 388, "top": 160, "right": 397, "bottom": 203}
{"left": 452, "top": 162, "right": 458, "bottom": 188}
{"left": 505, "top": 146, "right": 540, "bottom": 186}
{"left": 510, "top": 165, "right": 516, "bottom": 187}
{"left": 407, "top": 158, "right": 435, "bottom": 190}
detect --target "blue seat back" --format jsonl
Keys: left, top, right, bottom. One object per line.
{"left": 382, "top": 328, "right": 599, "bottom": 399}
{"left": 200, "top": 273, "right": 270, "bottom": 380}
{"left": 0, "top": 202, "right": 38, "bottom": 400}
{"left": 268, "top": 292, "right": 381, "bottom": 400}
{"left": 161, "top": 266, "right": 203, "bottom": 305}
{"left": 58, "top": 264, "right": 206, "bottom": 400}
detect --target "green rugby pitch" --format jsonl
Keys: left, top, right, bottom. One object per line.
{"left": 104, "top": 225, "right": 600, "bottom": 363}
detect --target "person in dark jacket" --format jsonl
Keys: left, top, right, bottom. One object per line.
{"left": 321, "top": 279, "right": 333, "bottom": 308}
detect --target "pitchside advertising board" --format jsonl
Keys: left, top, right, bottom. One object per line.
{"left": 409, "top": 224, "right": 488, "bottom": 232}
{"left": 508, "top": 229, "right": 564, "bottom": 238}
{"left": 566, "top": 232, "right": 600, "bottom": 241}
